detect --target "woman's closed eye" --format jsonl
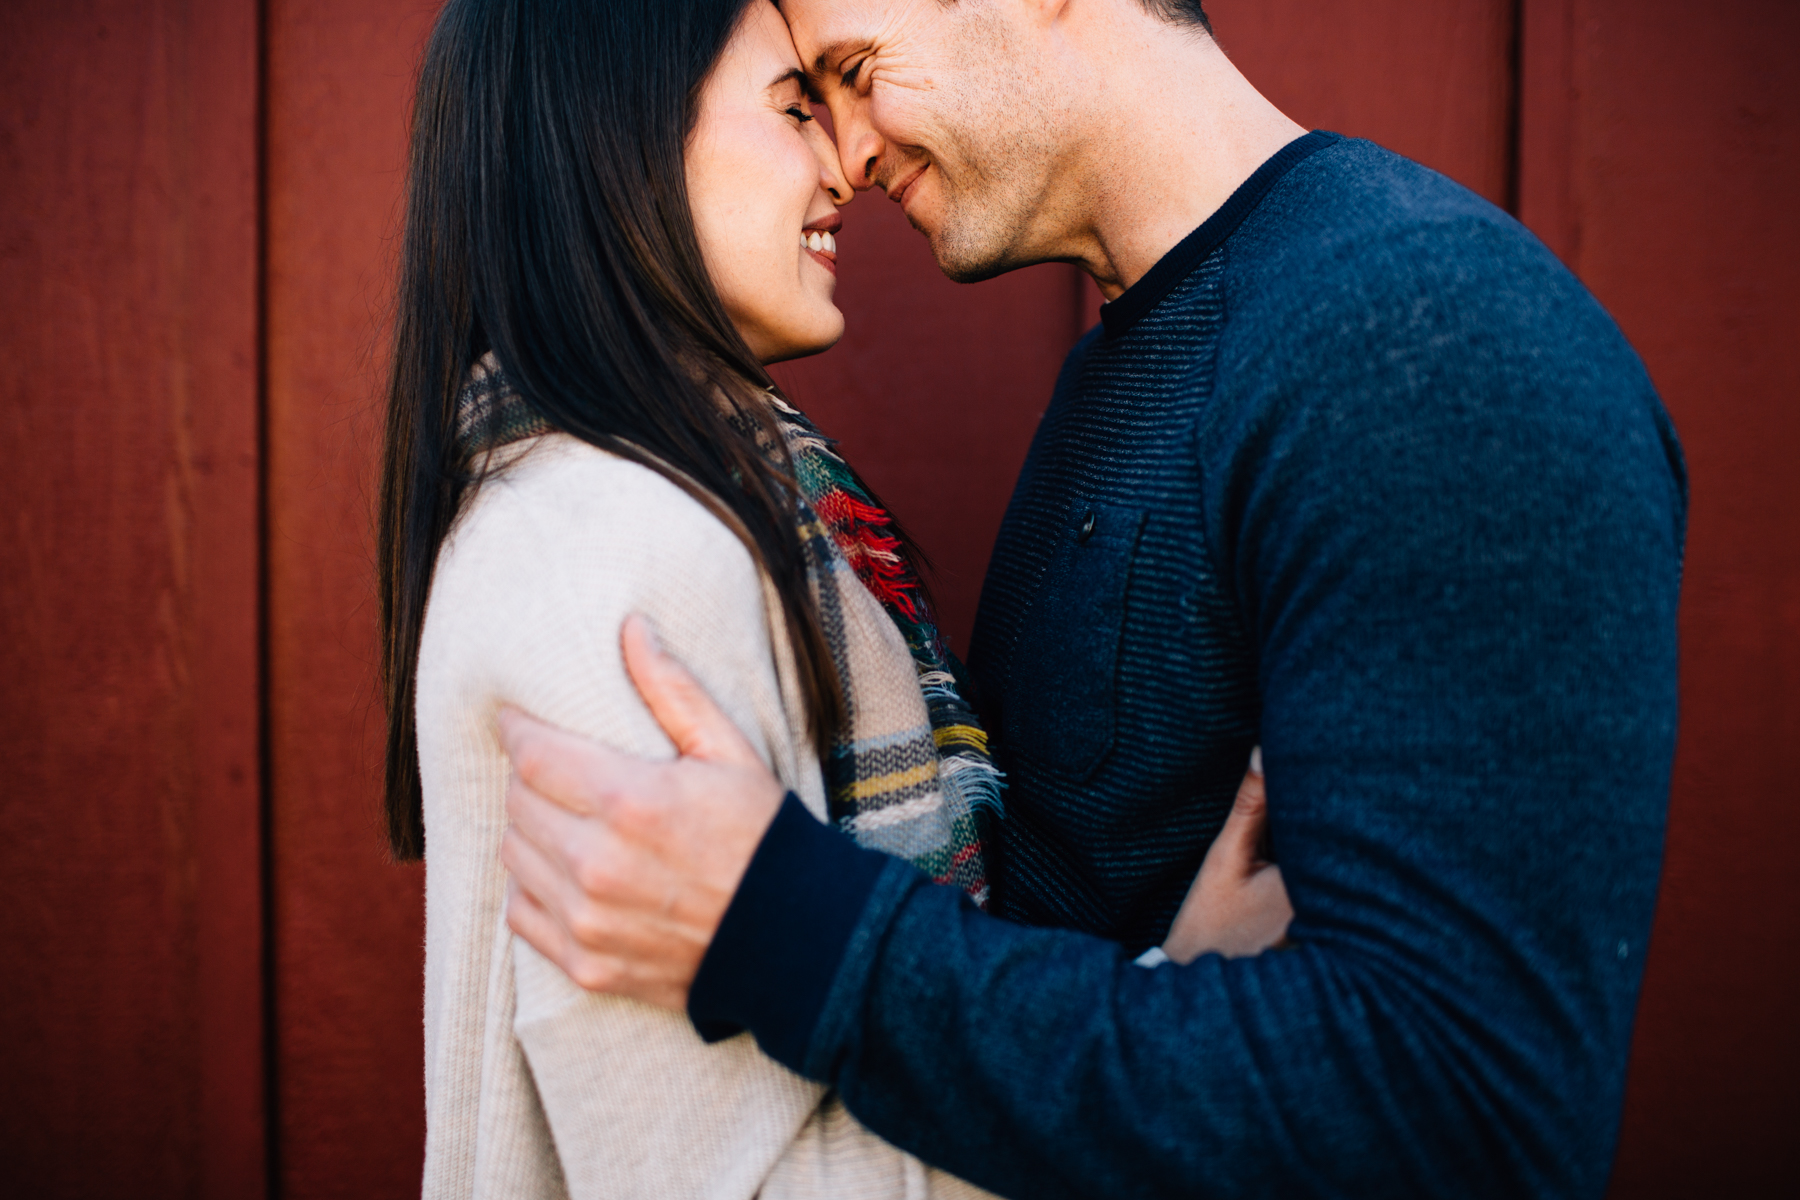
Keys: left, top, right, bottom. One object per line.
{"left": 785, "top": 105, "right": 815, "bottom": 124}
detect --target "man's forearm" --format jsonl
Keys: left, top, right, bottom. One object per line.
{"left": 689, "top": 790, "right": 890, "bottom": 1064}
{"left": 687, "top": 794, "right": 1651, "bottom": 1200}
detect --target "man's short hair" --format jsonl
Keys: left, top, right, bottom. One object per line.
{"left": 1139, "top": 1, "right": 1214, "bottom": 36}
{"left": 935, "top": 0, "right": 1213, "bottom": 36}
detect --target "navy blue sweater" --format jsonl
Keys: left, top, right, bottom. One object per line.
{"left": 690, "top": 134, "right": 1686, "bottom": 1198}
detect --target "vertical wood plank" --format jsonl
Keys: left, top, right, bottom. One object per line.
{"left": 1516, "top": 0, "right": 1578, "bottom": 263}
{"left": 0, "top": 0, "right": 264, "bottom": 1195}
{"left": 263, "top": 0, "right": 435, "bottom": 1194}
{"left": 1206, "top": 0, "right": 1519, "bottom": 207}
{"left": 1511, "top": 2, "right": 1800, "bottom": 1194}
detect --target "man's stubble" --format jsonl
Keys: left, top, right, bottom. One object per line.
{"left": 916, "top": 8, "right": 1077, "bottom": 284}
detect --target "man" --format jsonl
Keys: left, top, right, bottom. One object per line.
{"left": 498, "top": 0, "right": 1686, "bottom": 1195}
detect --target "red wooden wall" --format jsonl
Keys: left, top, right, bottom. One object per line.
{"left": 2, "top": 1, "right": 1793, "bottom": 1195}
{"left": 262, "top": 2, "right": 437, "bottom": 1192}
{"left": 1516, "top": 3, "right": 1800, "bottom": 1190}
{"left": 0, "top": 1, "right": 264, "bottom": 1196}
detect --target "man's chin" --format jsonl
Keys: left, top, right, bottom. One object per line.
{"left": 910, "top": 199, "right": 1037, "bottom": 284}
{"left": 927, "top": 228, "right": 1027, "bottom": 285}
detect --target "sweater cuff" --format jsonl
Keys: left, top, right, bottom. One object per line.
{"left": 687, "top": 790, "right": 891, "bottom": 1073}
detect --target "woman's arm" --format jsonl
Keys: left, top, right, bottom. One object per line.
{"left": 420, "top": 437, "right": 825, "bottom": 1198}
{"left": 426, "top": 436, "right": 991, "bottom": 1200}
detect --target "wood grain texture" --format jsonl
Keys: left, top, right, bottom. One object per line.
{"left": 1515, "top": 2, "right": 1800, "bottom": 1194}
{"left": 263, "top": 0, "right": 437, "bottom": 1194}
{"left": 0, "top": 0, "right": 263, "bottom": 1196}
{"left": 1207, "top": 0, "right": 1519, "bottom": 206}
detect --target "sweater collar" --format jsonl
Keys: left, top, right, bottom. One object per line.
{"left": 1100, "top": 130, "right": 1341, "bottom": 340}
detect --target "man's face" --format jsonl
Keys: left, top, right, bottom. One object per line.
{"left": 784, "top": 0, "right": 1074, "bottom": 282}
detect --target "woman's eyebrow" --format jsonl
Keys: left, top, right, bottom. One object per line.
{"left": 767, "top": 66, "right": 822, "bottom": 104}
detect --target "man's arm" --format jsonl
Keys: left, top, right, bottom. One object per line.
{"left": 503, "top": 221, "right": 1687, "bottom": 1199}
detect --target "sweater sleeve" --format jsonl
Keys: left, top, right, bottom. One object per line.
{"left": 421, "top": 437, "right": 990, "bottom": 1200}
{"left": 685, "top": 220, "right": 1687, "bottom": 1200}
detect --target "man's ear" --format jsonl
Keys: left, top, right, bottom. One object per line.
{"left": 1016, "top": 0, "right": 1075, "bottom": 28}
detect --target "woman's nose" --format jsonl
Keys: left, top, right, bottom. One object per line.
{"left": 810, "top": 121, "right": 857, "bottom": 204}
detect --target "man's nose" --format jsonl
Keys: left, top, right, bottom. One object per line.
{"left": 834, "top": 112, "right": 884, "bottom": 192}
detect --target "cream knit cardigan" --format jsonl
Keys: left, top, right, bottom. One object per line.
{"left": 416, "top": 434, "right": 997, "bottom": 1200}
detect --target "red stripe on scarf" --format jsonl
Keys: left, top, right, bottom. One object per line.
{"left": 934, "top": 841, "right": 986, "bottom": 888}
{"left": 812, "top": 488, "right": 923, "bottom": 620}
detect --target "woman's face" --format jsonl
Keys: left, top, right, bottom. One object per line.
{"left": 687, "top": 1, "right": 851, "bottom": 364}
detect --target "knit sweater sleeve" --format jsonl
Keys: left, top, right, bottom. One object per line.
{"left": 416, "top": 435, "right": 986, "bottom": 1199}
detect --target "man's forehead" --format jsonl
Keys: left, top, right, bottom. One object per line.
{"left": 781, "top": 0, "right": 903, "bottom": 73}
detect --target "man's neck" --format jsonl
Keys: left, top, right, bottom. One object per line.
{"left": 1049, "top": 9, "right": 1306, "bottom": 300}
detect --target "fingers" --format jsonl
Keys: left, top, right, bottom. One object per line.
{"left": 505, "top": 773, "right": 608, "bottom": 882}
{"left": 505, "top": 876, "right": 694, "bottom": 1007}
{"left": 491, "top": 639, "right": 786, "bottom": 1011}
{"left": 502, "top": 820, "right": 704, "bottom": 970}
{"left": 620, "top": 614, "right": 763, "bottom": 769}
{"left": 1159, "top": 746, "right": 1286, "bottom": 964}
{"left": 505, "top": 781, "right": 673, "bottom": 934}
{"left": 501, "top": 798, "right": 587, "bottom": 912}
{"left": 505, "top": 875, "right": 574, "bottom": 971}
{"left": 1247, "top": 866, "right": 1296, "bottom": 951}
{"left": 497, "top": 707, "right": 642, "bottom": 816}
{"left": 1204, "top": 762, "right": 1270, "bottom": 881}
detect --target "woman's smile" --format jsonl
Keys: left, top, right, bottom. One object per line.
{"left": 685, "top": 1, "right": 852, "bottom": 364}
{"left": 803, "top": 214, "right": 841, "bottom": 274}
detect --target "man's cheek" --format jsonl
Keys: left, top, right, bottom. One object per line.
{"left": 869, "top": 88, "right": 933, "bottom": 148}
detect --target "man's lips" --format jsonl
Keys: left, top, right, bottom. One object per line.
{"left": 889, "top": 163, "right": 929, "bottom": 212}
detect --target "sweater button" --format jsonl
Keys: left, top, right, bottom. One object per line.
{"left": 1077, "top": 510, "right": 1097, "bottom": 543}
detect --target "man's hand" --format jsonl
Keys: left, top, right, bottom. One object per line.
{"left": 498, "top": 615, "right": 785, "bottom": 1011}
{"left": 1159, "top": 749, "right": 1294, "bottom": 963}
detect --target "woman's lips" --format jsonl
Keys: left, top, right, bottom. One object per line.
{"left": 802, "top": 227, "right": 838, "bottom": 275}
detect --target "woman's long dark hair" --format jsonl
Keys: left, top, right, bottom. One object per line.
{"left": 380, "top": 0, "right": 847, "bottom": 860}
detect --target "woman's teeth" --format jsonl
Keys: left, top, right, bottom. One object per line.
{"left": 803, "top": 231, "right": 837, "bottom": 254}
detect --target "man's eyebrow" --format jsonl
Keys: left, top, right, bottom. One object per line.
{"left": 808, "top": 40, "right": 865, "bottom": 82}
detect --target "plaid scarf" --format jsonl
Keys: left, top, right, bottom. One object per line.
{"left": 456, "top": 356, "right": 999, "bottom": 906}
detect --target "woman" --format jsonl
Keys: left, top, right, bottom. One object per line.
{"left": 379, "top": 1, "right": 1285, "bottom": 1196}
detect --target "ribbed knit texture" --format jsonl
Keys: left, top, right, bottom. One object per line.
{"left": 968, "top": 131, "right": 1337, "bottom": 951}
{"left": 969, "top": 258, "right": 1258, "bottom": 950}
{"left": 972, "top": 260, "right": 1267, "bottom": 949}
{"left": 416, "top": 434, "right": 993, "bottom": 1199}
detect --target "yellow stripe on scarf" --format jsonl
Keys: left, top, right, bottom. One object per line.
{"left": 932, "top": 724, "right": 991, "bottom": 753}
{"left": 849, "top": 760, "right": 938, "bottom": 800}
